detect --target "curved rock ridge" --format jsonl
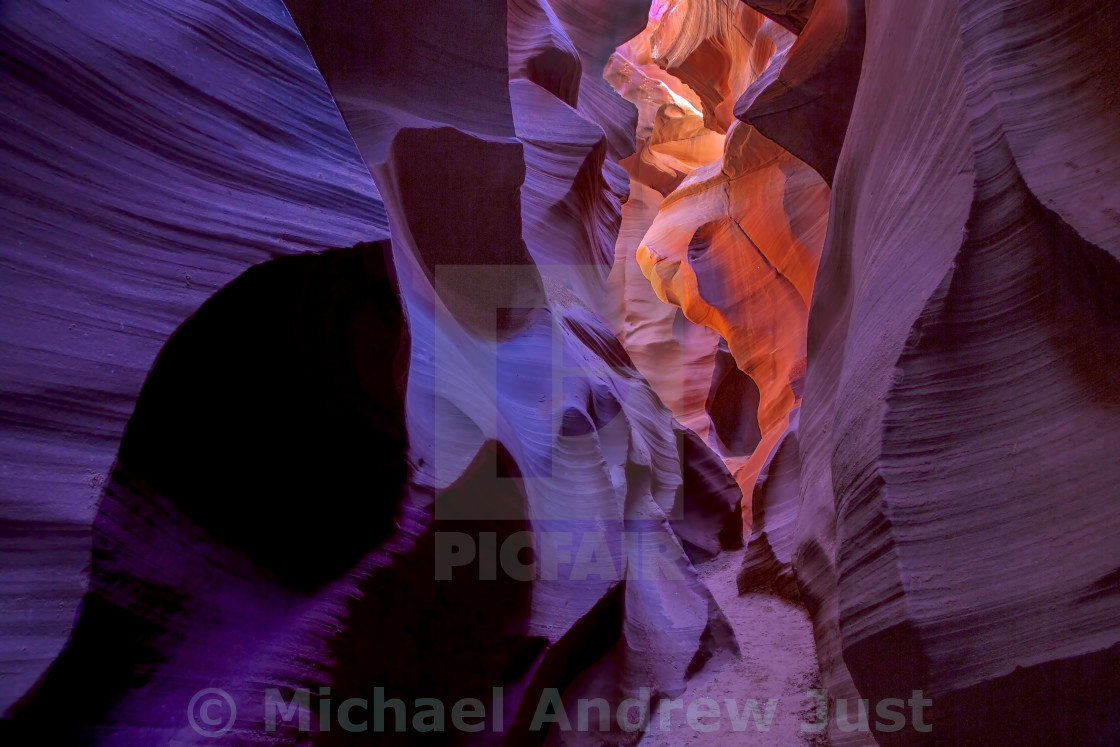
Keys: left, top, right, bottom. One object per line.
{"left": 735, "top": 0, "right": 865, "bottom": 186}
{"left": 736, "top": 407, "right": 801, "bottom": 603}
{"left": 605, "top": 0, "right": 829, "bottom": 517}
{"left": 2, "top": 0, "right": 746, "bottom": 743}
{"left": 636, "top": 120, "right": 828, "bottom": 507}
{"left": 788, "top": 0, "right": 1120, "bottom": 744}
{"left": 0, "top": 0, "right": 390, "bottom": 715}
{"left": 603, "top": 6, "right": 727, "bottom": 455}
{"left": 649, "top": 0, "right": 776, "bottom": 133}
{"left": 608, "top": 40, "right": 724, "bottom": 198}
{"left": 547, "top": 0, "right": 653, "bottom": 164}
{"left": 291, "top": 1, "right": 747, "bottom": 741}
{"left": 740, "top": 0, "right": 815, "bottom": 35}
{"left": 509, "top": 0, "right": 584, "bottom": 108}
{"left": 5, "top": 0, "right": 1118, "bottom": 744}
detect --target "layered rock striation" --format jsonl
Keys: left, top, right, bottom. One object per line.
{"left": 731, "top": 0, "right": 1120, "bottom": 744}
{"left": 2, "top": 0, "right": 1119, "bottom": 745}
{"left": 612, "top": 0, "right": 1120, "bottom": 744}
{"left": 2, "top": 0, "right": 745, "bottom": 744}
{"left": 606, "top": 0, "right": 830, "bottom": 521}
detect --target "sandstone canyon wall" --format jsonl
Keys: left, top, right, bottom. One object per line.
{"left": 1, "top": 0, "right": 744, "bottom": 744}
{"left": 789, "top": 0, "right": 1120, "bottom": 743}
{"left": 616, "top": 0, "right": 1120, "bottom": 744}
{"left": 2, "top": 0, "right": 1119, "bottom": 745}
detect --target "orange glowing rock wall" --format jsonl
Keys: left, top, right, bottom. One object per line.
{"left": 606, "top": 0, "right": 830, "bottom": 519}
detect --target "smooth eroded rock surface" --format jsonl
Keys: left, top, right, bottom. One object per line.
{"left": 0, "top": 0, "right": 389, "bottom": 713}
{"left": 2, "top": 0, "right": 747, "bottom": 744}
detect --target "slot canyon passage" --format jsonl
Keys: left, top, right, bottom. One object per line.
{"left": 1, "top": 0, "right": 1119, "bottom": 744}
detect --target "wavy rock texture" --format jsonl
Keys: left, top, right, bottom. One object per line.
{"left": 0, "top": 0, "right": 390, "bottom": 714}
{"left": 735, "top": 0, "right": 864, "bottom": 185}
{"left": 736, "top": 408, "right": 801, "bottom": 603}
{"left": 648, "top": 0, "right": 773, "bottom": 133}
{"left": 5, "top": 0, "right": 1120, "bottom": 744}
{"left": 603, "top": 7, "right": 725, "bottom": 456}
{"left": 546, "top": 0, "right": 652, "bottom": 165}
{"left": 609, "top": 10, "right": 725, "bottom": 198}
{"left": 605, "top": 0, "right": 830, "bottom": 515}
{"left": 1, "top": 0, "right": 746, "bottom": 744}
{"left": 288, "top": 2, "right": 748, "bottom": 741}
{"left": 609, "top": 1, "right": 1120, "bottom": 744}
{"left": 636, "top": 120, "right": 829, "bottom": 505}
{"left": 791, "top": 0, "right": 1120, "bottom": 744}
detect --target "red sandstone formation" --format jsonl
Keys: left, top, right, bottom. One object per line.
{"left": 603, "top": 7, "right": 726, "bottom": 455}
{"left": 606, "top": 0, "right": 829, "bottom": 515}
{"left": 649, "top": 0, "right": 773, "bottom": 133}
{"left": 636, "top": 119, "right": 829, "bottom": 508}
{"left": 2, "top": 0, "right": 1119, "bottom": 744}
{"left": 612, "top": 0, "right": 1120, "bottom": 744}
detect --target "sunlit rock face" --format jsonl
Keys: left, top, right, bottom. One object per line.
{"left": 610, "top": 0, "right": 1120, "bottom": 744}
{"left": 603, "top": 5, "right": 725, "bottom": 460}
{"left": 606, "top": 0, "right": 830, "bottom": 515}
{"left": 1, "top": 0, "right": 744, "bottom": 743}
{"left": 3, "top": 0, "right": 1120, "bottom": 744}
{"left": 647, "top": 0, "right": 772, "bottom": 134}
{"left": 636, "top": 121, "right": 829, "bottom": 508}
